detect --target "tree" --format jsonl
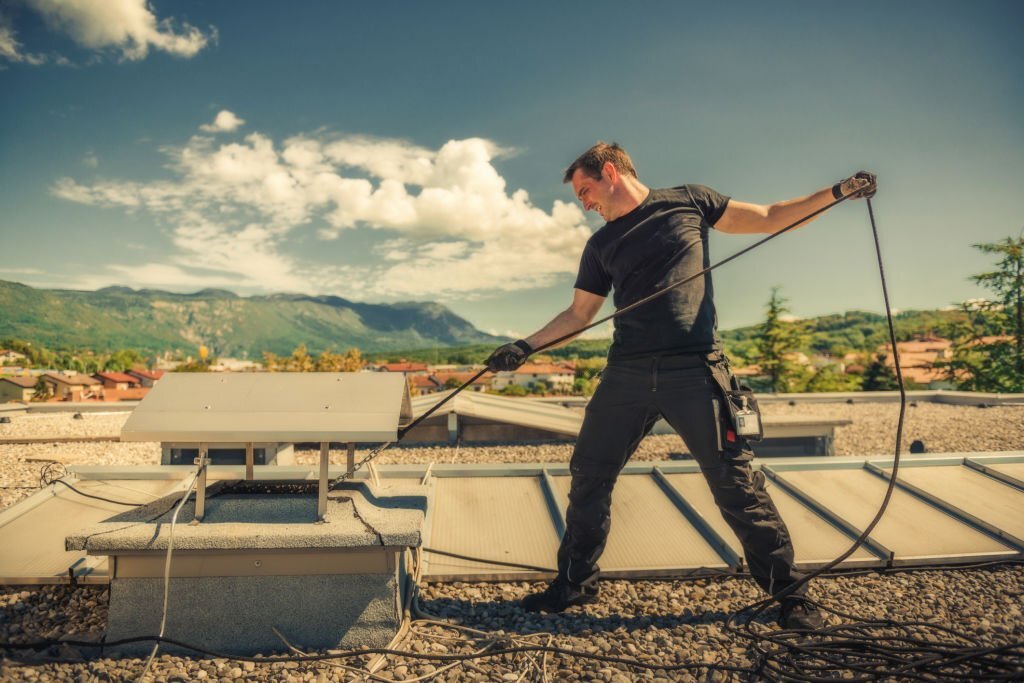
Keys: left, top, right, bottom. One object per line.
{"left": 287, "top": 344, "right": 314, "bottom": 372}
{"left": 529, "top": 380, "right": 550, "bottom": 395}
{"left": 803, "top": 364, "right": 862, "bottom": 392}
{"left": 753, "top": 287, "right": 807, "bottom": 392}
{"left": 338, "top": 348, "right": 364, "bottom": 372}
{"left": 862, "top": 353, "right": 900, "bottom": 391}
{"left": 941, "top": 237, "right": 1024, "bottom": 392}
{"left": 32, "top": 377, "right": 51, "bottom": 401}
{"left": 573, "top": 357, "right": 606, "bottom": 380}
{"left": 104, "top": 348, "right": 146, "bottom": 372}
{"left": 315, "top": 350, "right": 344, "bottom": 372}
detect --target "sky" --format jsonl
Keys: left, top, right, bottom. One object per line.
{"left": 1, "top": 0, "right": 1022, "bottom": 341}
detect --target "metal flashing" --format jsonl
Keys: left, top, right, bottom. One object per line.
{"left": 121, "top": 373, "right": 410, "bottom": 443}
{"left": 867, "top": 462, "right": 1024, "bottom": 550}
{"left": 652, "top": 467, "right": 741, "bottom": 567}
{"left": 761, "top": 466, "right": 892, "bottom": 562}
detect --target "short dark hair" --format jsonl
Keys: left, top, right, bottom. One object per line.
{"left": 563, "top": 141, "right": 638, "bottom": 184}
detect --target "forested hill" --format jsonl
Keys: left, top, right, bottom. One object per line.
{"left": 0, "top": 280, "right": 501, "bottom": 356}
{"left": 376, "top": 309, "right": 969, "bottom": 363}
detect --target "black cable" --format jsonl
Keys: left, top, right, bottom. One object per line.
{"left": 714, "top": 196, "right": 1024, "bottom": 681}
{"left": 0, "top": 634, "right": 757, "bottom": 676}
{"left": 38, "top": 462, "right": 141, "bottom": 507}
{"left": 398, "top": 192, "right": 854, "bottom": 439}
{"left": 13, "top": 193, "right": 1024, "bottom": 680}
{"left": 422, "top": 547, "right": 555, "bottom": 573}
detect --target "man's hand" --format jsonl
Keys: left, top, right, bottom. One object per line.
{"left": 833, "top": 171, "right": 877, "bottom": 200}
{"left": 486, "top": 339, "right": 532, "bottom": 371}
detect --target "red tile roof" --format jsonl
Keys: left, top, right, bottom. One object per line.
{"left": 408, "top": 375, "right": 441, "bottom": 388}
{"left": 128, "top": 368, "right": 165, "bottom": 380}
{"left": 516, "top": 363, "right": 574, "bottom": 375}
{"left": 381, "top": 362, "right": 429, "bottom": 373}
{"left": 94, "top": 371, "right": 140, "bottom": 384}
{"left": 44, "top": 373, "right": 100, "bottom": 386}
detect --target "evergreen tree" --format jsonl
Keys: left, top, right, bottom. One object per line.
{"left": 861, "top": 353, "right": 900, "bottom": 390}
{"left": 754, "top": 287, "right": 806, "bottom": 392}
{"left": 941, "top": 236, "right": 1024, "bottom": 392}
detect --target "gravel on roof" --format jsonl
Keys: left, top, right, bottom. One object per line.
{"left": 1, "top": 400, "right": 1023, "bottom": 680}
{"left": 1, "top": 564, "right": 1021, "bottom": 681}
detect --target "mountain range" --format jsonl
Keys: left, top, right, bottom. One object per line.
{"left": 0, "top": 280, "right": 501, "bottom": 357}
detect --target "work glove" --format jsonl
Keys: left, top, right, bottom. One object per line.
{"left": 486, "top": 339, "right": 532, "bottom": 372}
{"left": 833, "top": 171, "right": 877, "bottom": 200}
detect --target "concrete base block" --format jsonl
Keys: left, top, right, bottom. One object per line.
{"left": 106, "top": 573, "right": 398, "bottom": 655}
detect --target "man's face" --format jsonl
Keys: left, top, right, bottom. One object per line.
{"left": 571, "top": 167, "right": 615, "bottom": 221}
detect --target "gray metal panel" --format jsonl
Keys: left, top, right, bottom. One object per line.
{"left": 976, "top": 461, "right": 1024, "bottom": 488}
{"left": 121, "top": 373, "right": 408, "bottom": 442}
{"left": 878, "top": 464, "right": 1024, "bottom": 545}
{"left": 0, "top": 479, "right": 183, "bottom": 584}
{"left": 411, "top": 391, "right": 583, "bottom": 437}
{"left": 662, "top": 472, "right": 877, "bottom": 567}
{"left": 550, "top": 474, "right": 729, "bottom": 572}
{"left": 424, "top": 476, "right": 561, "bottom": 579}
{"left": 778, "top": 469, "right": 1018, "bottom": 561}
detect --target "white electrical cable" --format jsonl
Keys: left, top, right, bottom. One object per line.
{"left": 135, "top": 449, "right": 208, "bottom": 682}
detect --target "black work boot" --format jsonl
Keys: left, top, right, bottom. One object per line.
{"left": 780, "top": 598, "right": 824, "bottom": 630}
{"left": 520, "top": 579, "right": 599, "bottom": 613}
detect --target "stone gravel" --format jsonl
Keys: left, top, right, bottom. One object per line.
{"left": 1, "top": 401, "right": 1022, "bottom": 681}
{"left": 1, "top": 565, "right": 1021, "bottom": 681}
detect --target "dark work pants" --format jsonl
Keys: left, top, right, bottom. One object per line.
{"left": 557, "top": 353, "right": 806, "bottom": 600}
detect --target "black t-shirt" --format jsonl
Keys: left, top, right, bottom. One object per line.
{"left": 574, "top": 185, "right": 731, "bottom": 361}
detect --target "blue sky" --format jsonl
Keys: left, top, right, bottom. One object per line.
{"left": 1, "top": 0, "right": 1021, "bottom": 340}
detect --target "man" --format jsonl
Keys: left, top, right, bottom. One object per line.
{"left": 486, "top": 141, "right": 876, "bottom": 630}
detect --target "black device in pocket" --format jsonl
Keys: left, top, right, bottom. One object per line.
{"left": 705, "top": 356, "right": 764, "bottom": 442}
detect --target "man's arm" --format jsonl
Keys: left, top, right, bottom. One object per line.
{"left": 523, "top": 289, "right": 606, "bottom": 351}
{"left": 485, "top": 289, "right": 605, "bottom": 371}
{"left": 714, "top": 172, "right": 876, "bottom": 235}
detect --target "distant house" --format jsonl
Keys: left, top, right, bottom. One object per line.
{"left": 493, "top": 363, "right": 575, "bottom": 392}
{"left": 126, "top": 368, "right": 165, "bottom": 388}
{"left": 0, "top": 376, "right": 36, "bottom": 402}
{"left": 877, "top": 337, "right": 954, "bottom": 388}
{"left": 431, "top": 371, "right": 490, "bottom": 393}
{"left": 0, "top": 349, "right": 26, "bottom": 365}
{"left": 376, "top": 361, "right": 429, "bottom": 374}
{"left": 209, "top": 358, "right": 261, "bottom": 372}
{"left": 41, "top": 373, "right": 101, "bottom": 401}
{"left": 93, "top": 372, "right": 142, "bottom": 391}
{"left": 99, "top": 386, "right": 150, "bottom": 402}
{"left": 407, "top": 374, "right": 443, "bottom": 396}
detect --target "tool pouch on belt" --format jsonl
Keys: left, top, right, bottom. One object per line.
{"left": 705, "top": 355, "right": 764, "bottom": 442}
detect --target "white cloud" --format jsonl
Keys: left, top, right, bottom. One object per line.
{"left": 13, "top": 0, "right": 213, "bottom": 63}
{"left": 0, "top": 267, "right": 46, "bottom": 276}
{"left": 200, "top": 110, "right": 245, "bottom": 133}
{"left": 52, "top": 118, "right": 593, "bottom": 301}
{"left": 0, "top": 22, "right": 47, "bottom": 64}
{"left": 82, "top": 151, "right": 99, "bottom": 167}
